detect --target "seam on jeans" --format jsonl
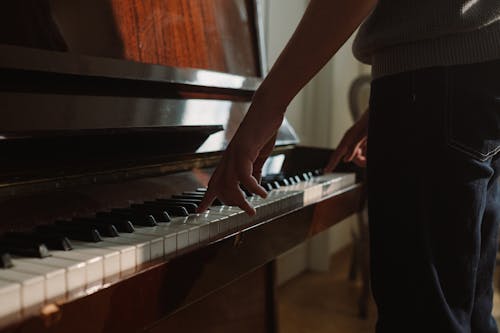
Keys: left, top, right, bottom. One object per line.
{"left": 447, "top": 140, "right": 499, "bottom": 161}
{"left": 444, "top": 67, "right": 500, "bottom": 162}
{"left": 445, "top": 67, "right": 452, "bottom": 148}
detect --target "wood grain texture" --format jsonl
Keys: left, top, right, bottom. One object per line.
{"left": 108, "top": 0, "right": 259, "bottom": 75}
{"left": 0, "top": 0, "right": 260, "bottom": 75}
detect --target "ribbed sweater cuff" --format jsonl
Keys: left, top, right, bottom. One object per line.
{"left": 371, "top": 22, "right": 500, "bottom": 79}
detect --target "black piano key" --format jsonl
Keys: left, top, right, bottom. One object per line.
{"left": 294, "top": 175, "right": 302, "bottom": 183}
{"left": 273, "top": 181, "right": 281, "bottom": 189}
{"left": 172, "top": 195, "right": 223, "bottom": 206}
{"left": 288, "top": 177, "right": 296, "bottom": 185}
{"left": 70, "top": 219, "right": 120, "bottom": 237}
{"left": 181, "top": 191, "right": 206, "bottom": 197}
{"left": 314, "top": 169, "right": 322, "bottom": 176}
{"left": 163, "top": 197, "right": 200, "bottom": 204}
{"left": 301, "top": 173, "right": 310, "bottom": 181}
{"left": 239, "top": 186, "right": 253, "bottom": 197}
{"left": 110, "top": 209, "right": 157, "bottom": 226}
{"left": 37, "top": 224, "right": 102, "bottom": 243}
{"left": 262, "top": 182, "right": 274, "bottom": 192}
{"left": 307, "top": 171, "right": 314, "bottom": 178}
{"left": 94, "top": 213, "right": 135, "bottom": 233}
{"left": 42, "top": 235, "right": 73, "bottom": 251}
{"left": 6, "top": 231, "right": 72, "bottom": 251}
{"left": 129, "top": 205, "right": 171, "bottom": 223}
{"left": 172, "top": 194, "right": 203, "bottom": 201}
{"left": 195, "top": 188, "right": 208, "bottom": 193}
{"left": 155, "top": 199, "right": 198, "bottom": 214}
{"left": 142, "top": 202, "right": 189, "bottom": 217}
{"left": 0, "top": 250, "right": 13, "bottom": 268}
{"left": 0, "top": 238, "right": 50, "bottom": 258}
{"left": 279, "top": 178, "right": 290, "bottom": 186}
{"left": 55, "top": 220, "right": 111, "bottom": 237}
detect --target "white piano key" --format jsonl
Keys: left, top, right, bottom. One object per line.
{"left": 184, "top": 214, "right": 219, "bottom": 241}
{"left": 65, "top": 244, "right": 121, "bottom": 282}
{"left": 0, "top": 270, "right": 44, "bottom": 312}
{"left": 10, "top": 260, "right": 66, "bottom": 302}
{"left": 164, "top": 233, "right": 176, "bottom": 257}
{"left": 0, "top": 279, "right": 21, "bottom": 319}
{"left": 119, "top": 233, "right": 164, "bottom": 261}
{"left": 102, "top": 236, "right": 149, "bottom": 266}
{"left": 20, "top": 256, "right": 86, "bottom": 297}
{"left": 136, "top": 220, "right": 199, "bottom": 252}
{"left": 75, "top": 240, "right": 136, "bottom": 274}
{"left": 209, "top": 206, "right": 242, "bottom": 234}
{"left": 172, "top": 222, "right": 200, "bottom": 248}
{"left": 50, "top": 250, "right": 104, "bottom": 289}
{"left": 134, "top": 226, "right": 185, "bottom": 255}
{"left": 213, "top": 206, "right": 245, "bottom": 230}
{"left": 283, "top": 173, "right": 356, "bottom": 205}
{"left": 161, "top": 219, "right": 200, "bottom": 248}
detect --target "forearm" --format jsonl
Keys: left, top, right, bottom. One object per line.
{"left": 232, "top": 0, "right": 377, "bottom": 156}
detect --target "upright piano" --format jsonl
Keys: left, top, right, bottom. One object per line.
{"left": 0, "top": 1, "right": 364, "bottom": 332}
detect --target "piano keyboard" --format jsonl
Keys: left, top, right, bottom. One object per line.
{"left": 0, "top": 172, "right": 355, "bottom": 320}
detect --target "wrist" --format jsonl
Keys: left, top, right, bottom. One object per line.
{"left": 253, "top": 81, "right": 291, "bottom": 111}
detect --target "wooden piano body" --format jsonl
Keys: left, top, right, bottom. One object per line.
{"left": 0, "top": 1, "right": 364, "bottom": 332}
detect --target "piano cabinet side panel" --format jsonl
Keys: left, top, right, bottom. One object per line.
{"left": 146, "top": 262, "right": 277, "bottom": 333}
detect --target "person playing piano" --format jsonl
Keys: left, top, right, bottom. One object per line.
{"left": 199, "top": 0, "right": 500, "bottom": 332}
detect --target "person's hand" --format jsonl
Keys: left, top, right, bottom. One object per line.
{"left": 324, "top": 109, "right": 369, "bottom": 172}
{"left": 252, "top": 133, "right": 278, "bottom": 184}
{"left": 198, "top": 93, "right": 285, "bottom": 216}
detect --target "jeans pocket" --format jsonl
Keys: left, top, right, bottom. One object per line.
{"left": 445, "top": 65, "right": 500, "bottom": 162}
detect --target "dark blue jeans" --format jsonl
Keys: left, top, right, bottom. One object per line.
{"left": 368, "top": 59, "right": 500, "bottom": 333}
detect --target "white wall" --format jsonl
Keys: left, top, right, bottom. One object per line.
{"left": 263, "top": 0, "right": 369, "bottom": 285}
{"left": 265, "top": 0, "right": 308, "bottom": 141}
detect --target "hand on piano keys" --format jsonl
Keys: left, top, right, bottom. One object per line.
{"left": 198, "top": 91, "right": 287, "bottom": 216}
{"left": 324, "top": 110, "right": 369, "bottom": 172}
{"left": 0, "top": 171, "right": 355, "bottom": 321}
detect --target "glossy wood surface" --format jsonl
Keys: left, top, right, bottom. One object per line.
{"left": 0, "top": 184, "right": 363, "bottom": 333}
{"left": 0, "top": 1, "right": 67, "bottom": 52}
{"left": 147, "top": 263, "right": 276, "bottom": 333}
{"left": 0, "top": 0, "right": 260, "bottom": 76}
{"left": 106, "top": 0, "right": 260, "bottom": 75}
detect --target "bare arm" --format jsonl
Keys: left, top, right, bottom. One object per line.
{"left": 199, "top": 0, "right": 377, "bottom": 215}
{"left": 259, "top": 0, "right": 376, "bottom": 107}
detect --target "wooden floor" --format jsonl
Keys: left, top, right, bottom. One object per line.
{"left": 277, "top": 246, "right": 500, "bottom": 333}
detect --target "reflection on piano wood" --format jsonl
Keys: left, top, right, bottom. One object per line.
{"left": 0, "top": 1, "right": 364, "bottom": 332}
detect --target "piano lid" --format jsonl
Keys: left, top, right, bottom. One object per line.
{"left": 0, "top": 0, "right": 299, "bottom": 195}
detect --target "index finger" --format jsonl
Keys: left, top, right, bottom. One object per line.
{"left": 197, "top": 188, "right": 216, "bottom": 213}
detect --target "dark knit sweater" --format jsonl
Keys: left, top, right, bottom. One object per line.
{"left": 353, "top": 0, "right": 500, "bottom": 78}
